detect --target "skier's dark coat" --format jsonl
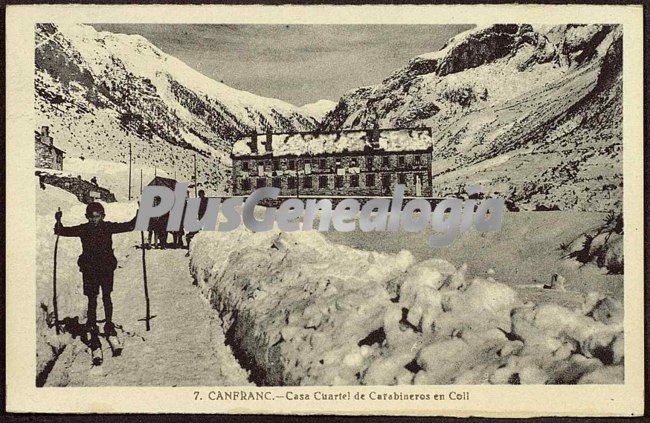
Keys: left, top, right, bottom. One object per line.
{"left": 55, "top": 218, "right": 136, "bottom": 274}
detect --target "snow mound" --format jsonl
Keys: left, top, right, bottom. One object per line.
{"left": 189, "top": 226, "right": 624, "bottom": 385}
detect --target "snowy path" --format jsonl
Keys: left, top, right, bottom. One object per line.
{"left": 45, "top": 247, "right": 250, "bottom": 387}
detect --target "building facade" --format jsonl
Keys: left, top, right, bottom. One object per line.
{"left": 35, "top": 126, "right": 64, "bottom": 170}
{"left": 231, "top": 128, "right": 433, "bottom": 197}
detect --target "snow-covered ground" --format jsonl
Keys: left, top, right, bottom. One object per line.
{"left": 36, "top": 180, "right": 624, "bottom": 386}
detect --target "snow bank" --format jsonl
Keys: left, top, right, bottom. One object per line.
{"left": 189, "top": 226, "right": 624, "bottom": 385}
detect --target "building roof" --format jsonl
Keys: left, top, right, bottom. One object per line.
{"left": 147, "top": 176, "right": 179, "bottom": 190}
{"left": 35, "top": 131, "right": 66, "bottom": 155}
{"left": 232, "top": 127, "right": 433, "bottom": 158}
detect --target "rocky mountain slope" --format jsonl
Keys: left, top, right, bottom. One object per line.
{"left": 321, "top": 24, "right": 622, "bottom": 212}
{"left": 35, "top": 23, "right": 316, "bottom": 193}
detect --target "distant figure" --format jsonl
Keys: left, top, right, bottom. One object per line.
{"left": 172, "top": 191, "right": 189, "bottom": 249}
{"left": 146, "top": 198, "right": 160, "bottom": 249}
{"left": 154, "top": 213, "right": 169, "bottom": 250}
{"left": 90, "top": 176, "right": 98, "bottom": 186}
{"left": 185, "top": 189, "right": 208, "bottom": 256}
{"left": 54, "top": 203, "right": 137, "bottom": 344}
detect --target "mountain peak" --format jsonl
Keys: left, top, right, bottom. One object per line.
{"left": 320, "top": 23, "right": 622, "bottom": 212}
{"left": 36, "top": 23, "right": 316, "bottom": 193}
{"left": 299, "top": 99, "right": 338, "bottom": 122}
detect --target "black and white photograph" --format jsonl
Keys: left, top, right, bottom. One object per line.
{"left": 5, "top": 3, "right": 645, "bottom": 416}
{"left": 33, "top": 20, "right": 627, "bottom": 387}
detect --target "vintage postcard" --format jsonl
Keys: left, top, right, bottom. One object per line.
{"left": 5, "top": 3, "right": 645, "bottom": 416}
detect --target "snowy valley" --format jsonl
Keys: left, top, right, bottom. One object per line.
{"left": 33, "top": 23, "right": 626, "bottom": 388}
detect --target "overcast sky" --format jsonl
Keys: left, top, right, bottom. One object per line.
{"left": 91, "top": 24, "right": 473, "bottom": 107}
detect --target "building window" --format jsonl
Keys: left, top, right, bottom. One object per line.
{"left": 350, "top": 158, "right": 358, "bottom": 167}
{"left": 382, "top": 156, "right": 389, "bottom": 167}
{"left": 241, "top": 161, "right": 249, "bottom": 171}
{"left": 257, "top": 178, "right": 266, "bottom": 188}
{"left": 421, "top": 154, "right": 428, "bottom": 164}
{"left": 366, "top": 174, "right": 375, "bottom": 187}
{"left": 382, "top": 173, "right": 391, "bottom": 188}
{"left": 288, "top": 159, "right": 295, "bottom": 170}
{"left": 350, "top": 175, "right": 359, "bottom": 187}
{"left": 320, "top": 158, "right": 327, "bottom": 169}
{"left": 319, "top": 175, "right": 328, "bottom": 188}
{"left": 335, "top": 175, "right": 344, "bottom": 188}
{"left": 273, "top": 160, "right": 280, "bottom": 171}
{"left": 241, "top": 179, "right": 251, "bottom": 191}
{"left": 366, "top": 157, "right": 373, "bottom": 170}
{"left": 413, "top": 155, "right": 420, "bottom": 165}
{"left": 398, "top": 155, "right": 405, "bottom": 167}
{"left": 398, "top": 173, "right": 407, "bottom": 184}
{"left": 273, "top": 177, "right": 281, "bottom": 188}
{"left": 288, "top": 176, "right": 296, "bottom": 189}
{"left": 303, "top": 176, "right": 312, "bottom": 188}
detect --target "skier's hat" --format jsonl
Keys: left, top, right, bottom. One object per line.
{"left": 85, "top": 202, "right": 105, "bottom": 217}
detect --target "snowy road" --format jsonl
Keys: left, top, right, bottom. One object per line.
{"left": 44, "top": 247, "right": 250, "bottom": 387}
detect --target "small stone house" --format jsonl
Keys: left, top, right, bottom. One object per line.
{"left": 35, "top": 126, "right": 64, "bottom": 170}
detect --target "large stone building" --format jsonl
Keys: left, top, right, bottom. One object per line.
{"left": 230, "top": 128, "right": 433, "bottom": 197}
{"left": 35, "top": 126, "right": 64, "bottom": 170}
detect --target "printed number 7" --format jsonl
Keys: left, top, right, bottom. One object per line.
{"left": 194, "top": 391, "right": 200, "bottom": 400}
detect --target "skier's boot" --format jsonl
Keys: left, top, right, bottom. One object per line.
{"left": 104, "top": 321, "right": 117, "bottom": 337}
{"left": 104, "top": 322, "right": 123, "bottom": 357}
{"left": 87, "top": 324, "right": 103, "bottom": 366}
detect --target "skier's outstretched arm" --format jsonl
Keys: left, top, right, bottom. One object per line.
{"left": 53, "top": 210, "right": 83, "bottom": 237}
{"left": 107, "top": 215, "right": 138, "bottom": 234}
{"left": 54, "top": 223, "right": 84, "bottom": 237}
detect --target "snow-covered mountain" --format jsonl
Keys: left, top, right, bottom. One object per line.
{"left": 321, "top": 24, "right": 622, "bottom": 212}
{"left": 35, "top": 23, "right": 316, "bottom": 193}
{"left": 299, "top": 99, "right": 337, "bottom": 122}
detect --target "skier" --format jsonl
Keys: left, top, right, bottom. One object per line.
{"left": 154, "top": 210, "right": 169, "bottom": 250}
{"left": 54, "top": 202, "right": 137, "bottom": 363}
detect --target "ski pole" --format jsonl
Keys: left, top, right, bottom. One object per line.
{"left": 140, "top": 231, "right": 151, "bottom": 331}
{"left": 53, "top": 208, "right": 61, "bottom": 334}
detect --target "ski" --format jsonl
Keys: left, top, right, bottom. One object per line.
{"left": 88, "top": 331, "right": 103, "bottom": 366}
{"left": 91, "top": 346, "right": 103, "bottom": 366}
{"left": 105, "top": 330, "right": 123, "bottom": 357}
